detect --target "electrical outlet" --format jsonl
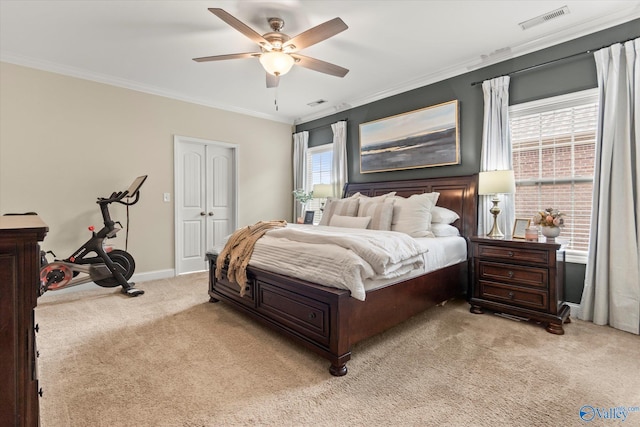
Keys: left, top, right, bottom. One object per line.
{"left": 163, "top": 193, "right": 171, "bottom": 202}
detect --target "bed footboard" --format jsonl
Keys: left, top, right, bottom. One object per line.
{"left": 207, "top": 253, "right": 467, "bottom": 376}
{"left": 207, "top": 253, "right": 353, "bottom": 376}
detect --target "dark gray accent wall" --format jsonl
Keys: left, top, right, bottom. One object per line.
{"left": 295, "top": 19, "right": 639, "bottom": 304}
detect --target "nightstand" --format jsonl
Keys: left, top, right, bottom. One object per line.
{"left": 469, "top": 236, "right": 571, "bottom": 334}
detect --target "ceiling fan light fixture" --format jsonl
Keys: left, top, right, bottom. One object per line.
{"left": 259, "top": 51, "right": 295, "bottom": 76}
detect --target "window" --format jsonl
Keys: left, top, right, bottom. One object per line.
{"left": 510, "top": 89, "right": 598, "bottom": 262}
{"left": 305, "top": 144, "right": 333, "bottom": 222}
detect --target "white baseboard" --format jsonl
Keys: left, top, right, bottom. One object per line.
{"left": 567, "top": 302, "right": 581, "bottom": 318}
{"left": 39, "top": 268, "right": 176, "bottom": 297}
{"left": 131, "top": 269, "right": 175, "bottom": 283}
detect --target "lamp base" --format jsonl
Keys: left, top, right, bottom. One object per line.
{"left": 486, "top": 218, "right": 504, "bottom": 238}
{"left": 486, "top": 197, "right": 504, "bottom": 239}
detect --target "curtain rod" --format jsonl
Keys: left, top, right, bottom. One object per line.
{"left": 470, "top": 36, "right": 638, "bottom": 87}
{"left": 293, "top": 118, "right": 348, "bottom": 134}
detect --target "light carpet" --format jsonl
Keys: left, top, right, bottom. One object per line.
{"left": 35, "top": 273, "right": 640, "bottom": 426}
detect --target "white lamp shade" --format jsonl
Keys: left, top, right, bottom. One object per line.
{"left": 259, "top": 52, "right": 295, "bottom": 76}
{"left": 313, "top": 184, "right": 334, "bottom": 198}
{"left": 478, "top": 170, "right": 516, "bottom": 195}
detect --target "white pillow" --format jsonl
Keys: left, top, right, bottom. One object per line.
{"left": 391, "top": 193, "right": 436, "bottom": 237}
{"left": 425, "top": 192, "right": 440, "bottom": 205}
{"left": 431, "top": 206, "right": 460, "bottom": 224}
{"left": 329, "top": 214, "right": 371, "bottom": 229}
{"left": 349, "top": 191, "right": 396, "bottom": 201}
{"left": 431, "top": 223, "right": 460, "bottom": 237}
{"left": 357, "top": 198, "right": 395, "bottom": 231}
{"left": 319, "top": 198, "right": 360, "bottom": 226}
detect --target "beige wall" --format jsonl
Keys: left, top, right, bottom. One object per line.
{"left": 0, "top": 62, "right": 293, "bottom": 275}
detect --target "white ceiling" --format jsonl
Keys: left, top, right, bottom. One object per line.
{"left": 1, "top": 1, "right": 639, "bottom": 125}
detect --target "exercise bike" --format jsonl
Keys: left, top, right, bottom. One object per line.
{"left": 40, "top": 175, "right": 148, "bottom": 297}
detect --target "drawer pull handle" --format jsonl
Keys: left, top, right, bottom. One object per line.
{"left": 308, "top": 312, "right": 317, "bottom": 320}
{"left": 38, "top": 388, "right": 43, "bottom": 397}
{"left": 508, "top": 251, "right": 514, "bottom": 257}
{"left": 508, "top": 271, "right": 514, "bottom": 278}
{"left": 34, "top": 323, "right": 39, "bottom": 333}
{"left": 508, "top": 291, "right": 515, "bottom": 299}
{"left": 245, "top": 285, "right": 251, "bottom": 292}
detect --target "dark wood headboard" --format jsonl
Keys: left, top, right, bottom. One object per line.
{"left": 343, "top": 174, "right": 478, "bottom": 240}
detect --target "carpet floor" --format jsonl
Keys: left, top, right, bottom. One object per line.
{"left": 35, "top": 273, "right": 640, "bottom": 426}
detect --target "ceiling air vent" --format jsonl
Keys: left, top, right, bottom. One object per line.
{"left": 307, "top": 99, "right": 328, "bottom": 107}
{"left": 519, "top": 6, "right": 570, "bottom": 30}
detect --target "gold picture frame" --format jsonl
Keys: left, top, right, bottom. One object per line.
{"left": 512, "top": 218, "right": 531, "bottom": 239}
{"left": 359, "top": 100, "right": 460, "bottom": 173}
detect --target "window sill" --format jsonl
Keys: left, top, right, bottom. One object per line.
{"left": 565, "top": 251, "right": 587, "bottom": 264}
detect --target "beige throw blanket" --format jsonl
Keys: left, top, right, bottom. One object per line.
{"left": 215, "top": 220, "right": 287, "bottom": 295}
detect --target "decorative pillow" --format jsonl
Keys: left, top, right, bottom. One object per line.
{"left": 329, "top": 214, "right": 371, "bottom": 229}
{"left": 319, "top": 197, "right": 359, "bottom": 226}
{"left": 423, "top": 192, "right": 440, "bottom": 206}
{"left": 394, "top": 191, "right": 438, "bottom": 205}
{"left": 431, "top": 206, "right": 460, "bottom": 224}
{"left": 391, "top": 193, "right": 436, "bottom": 237}
{"left": 349, "top": 191, "right": 396, "bottom": 201}
{"left": 431, "top": 223, "right": 460, "bottom": 237}
{"left": 357, "top": 198, "right": 395, "bottom": 231}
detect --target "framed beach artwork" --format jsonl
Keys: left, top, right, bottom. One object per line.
{"left": 359, "top": 100, "right": 460, "bottom": 173}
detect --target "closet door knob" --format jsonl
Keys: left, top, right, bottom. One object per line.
{"left": 208, "top": 212, "right": 214, "bottom": 216}
{"left": 200, "top": 212, "right": 206, "bottom": 216}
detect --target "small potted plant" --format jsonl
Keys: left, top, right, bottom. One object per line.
{"left": 532, "top": 207, "right": 565, "bottom": 239}
{"left": 292, "top": 189, "right": 314, "bottom": 223}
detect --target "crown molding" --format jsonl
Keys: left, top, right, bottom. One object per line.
{"left": 0, "top": 53, "right": 293, "bottom": 125}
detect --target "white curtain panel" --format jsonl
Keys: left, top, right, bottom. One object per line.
{"left": 331, "top": 121, "right": 348, "bottom": 198}
{"left": 478, "top": 76, "right": 515, "bottom": 236}
{"left": 580, "top": 38, "right": 640, "bottom": 335}
{"left": 292, "top": 131, "right": 308, "bottom": 221}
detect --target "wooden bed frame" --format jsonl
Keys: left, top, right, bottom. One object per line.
{"left": 207, "top": 174, "right": 477, "bottom": 376}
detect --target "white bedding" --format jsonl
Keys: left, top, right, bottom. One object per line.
{"left": 363, "top": 235, "right": 468, "bottom": 292}
{"left": 210, "top": 224, "right": 466, "bottom": 301}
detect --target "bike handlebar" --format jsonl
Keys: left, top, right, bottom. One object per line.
{"left": 97, "top": 191, "right": 141, "bottom": 205}
{"left": 96, "top": 176, "right": 147, "bottom": 206}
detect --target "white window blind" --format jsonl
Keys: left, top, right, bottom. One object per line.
{"left": 305, "top": 144, "right": 333, "bottom": 223}
{"left": 510, "top": 89, "right": 598, "bottom": 261}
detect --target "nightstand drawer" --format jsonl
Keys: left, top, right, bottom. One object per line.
{"left": 476, "top": 244, "right": 549, "bottom": 265}
{"left": 477, "top": 261, "right": 548, "bottom": 289}
{"left": 479, "top": 280, "right": 548, "bottom": 310}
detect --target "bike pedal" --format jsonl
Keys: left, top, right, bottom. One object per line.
{"left": 122, "top": 287, "right": 144, "bottom": 297}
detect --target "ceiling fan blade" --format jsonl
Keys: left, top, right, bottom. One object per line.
{"left": 193, "top": 52, "right": 259, "bottom": 62}
{"left": 290, "top": 54, "right": 349, "bottom": 77}
{"left": 208, "top": 8, "right": 272, "bottom": 49}
{"left": 266, "top": 73, "right": 280, "bottom": 88}
{"left": 284, "top": 18, "right": 348, "bottom": 52}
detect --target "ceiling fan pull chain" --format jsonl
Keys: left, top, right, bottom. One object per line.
{"left": 275, "top": 86, "right": 279, "bottom": 111}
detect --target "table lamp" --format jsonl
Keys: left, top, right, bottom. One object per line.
{"left": 313, "top": 184, "right": 335, "bottom": 210}
{"left": 478, "top": 170, "right": 515, "bottom": 238}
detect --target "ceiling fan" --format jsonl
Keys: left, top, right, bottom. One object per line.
{"left": 193, "top": 8, "right": 349, "bottom": 88}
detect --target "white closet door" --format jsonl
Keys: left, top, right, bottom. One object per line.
{"left": 206, "top": 145, "right": 233, "bottom": 252}
{"left": 175, "top": 137, "right": 236, "bottom": 275}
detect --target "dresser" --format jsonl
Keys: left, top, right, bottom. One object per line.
{"left": 469, "top": 236, "right": 571, "bottom": 334}
{"left": 0, "top": 215, "right": 48, "bottom": 427}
